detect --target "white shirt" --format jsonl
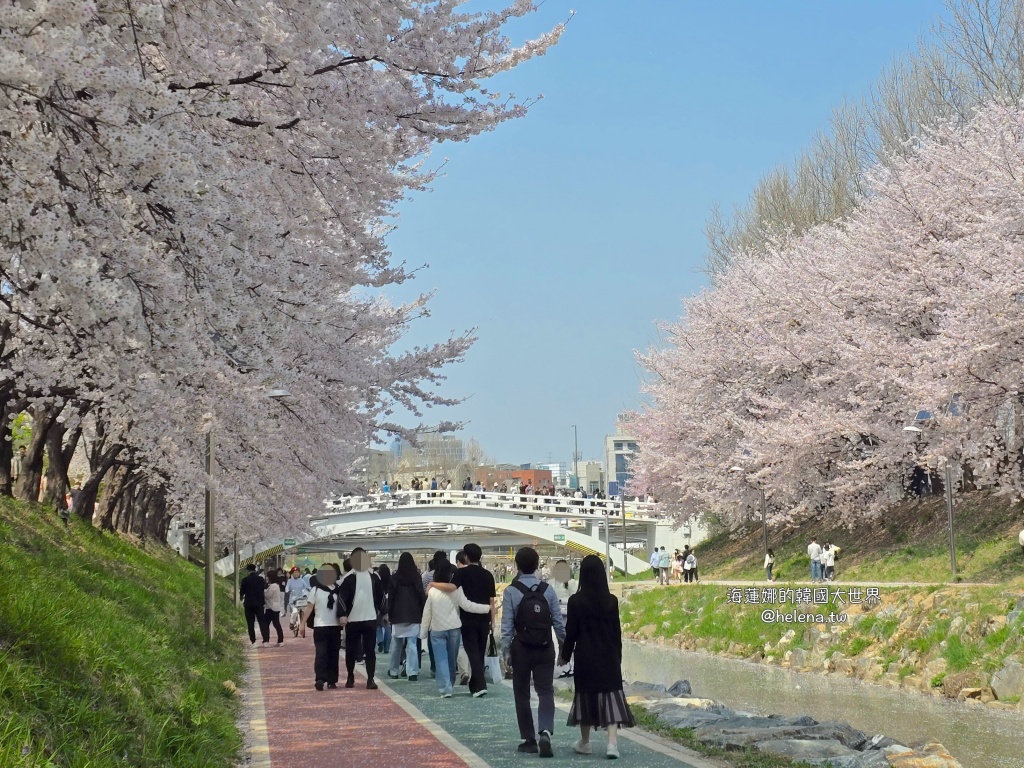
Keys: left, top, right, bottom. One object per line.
{"left": 822, "top": 548, "right": 835, "bottom": 567}
{"left": 264, "top": 583, "right": 284, "bottom": 613}
{"left": 807, "top": 542, "right": 822, "bottom": 561}
{"left": 347, "top": 571, "right": 377, "bottom": 622}
{"left": 308, "top": 584, "right": 340, "bottom": 627}
{"left": 550, "top": 579, "right": 577, "bottom": 614}
{"left": 419, "top": 587, "right": 489, "bottom": 638}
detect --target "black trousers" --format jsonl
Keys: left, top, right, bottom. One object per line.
{"left": 265, "top": 609, "right": 284, "bottom": 643}
{"left": 510, "top": 639, "right": 555, "bottom": 740}
{"left": 313, "top": 625, "right": 342, "bottom": 684}
{"left": 345, "top": 620, "right": 377, "bottom": 680}
{"left": 460, "top": 618, "right": 490, "bottom": 694}
{"left": 245, "top": 604, "right": 269, "bottom": 644}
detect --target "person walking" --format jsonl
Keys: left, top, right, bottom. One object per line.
{"left": 807, "top": 537, "right": 822, "bottom": 582}
{"left": 307, "top": 564, "right": 344, "bottom": 690}
{"left": 339, "top": 548, "right": 385, "bottom": 689}
{"left": 264, "top": 572, "right": 285, "bottom": 645}
{"left": 559, "top": 555, "right": 635, "bottom": 759}
{"left": 822, "top": 544, "right": 835, "bottom": 582}
{"left": 443, "top": 543, "right": 495, "bottom": 698}
{"left": 764, "top": 548, "right": 775, "bottom": 582}
{"left": 657, "top": 546, "right": 671, "bottom": 585}
{"left": 376, "top": 563, "right": 393, "bottom": 653}
{"left": 649, "top": 549, "right": 660, "bottom": 579}
{"left": 387, "top": 552, "right": 426, "bottom": 681}
{"left": 502, "top": 546, "right": 565, "bottom": 757}
{"left": 419, "top": 561, "right": 491, "bottom": 697}
{"left": 684, "top": 550, "right": 698, "bottom": 583}
{"left": 240, "top": 564, "right": 269, "bottom": 645}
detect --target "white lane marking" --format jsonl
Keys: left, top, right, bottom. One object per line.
{"left": 244, "top": 648, "right": 273, "bottom": 768}
{"left": 375, "top": 679, "right": 491, "bottom": 768}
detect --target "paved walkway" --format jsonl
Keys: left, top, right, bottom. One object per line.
{"left": 245, "top": 634, "right": 713, "bottom": 768}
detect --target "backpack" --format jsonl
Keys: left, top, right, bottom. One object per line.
{"left": 511, "top": 580, "right": 553, "bottom": 648}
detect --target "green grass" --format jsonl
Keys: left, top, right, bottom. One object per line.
{"left": 0, "top": 498, "right": 246, "bottom": 767}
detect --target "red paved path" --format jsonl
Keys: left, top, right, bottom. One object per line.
{"left": 253, "top": 634, "right": 470, "bottom": 768}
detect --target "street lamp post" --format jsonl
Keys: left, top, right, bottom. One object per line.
{"left": 621, "top": 493, "right": 628, "bottom": 576}
{"left": 204, "top": 430, "right": 216, "bottom": 641}
{"left": 572, "top": 424, "right": 579, "bottom": 490}
{"left": 204, "top": 387, "right": 292, "bottom": 642}
{"left": 232, "top": 528, "right": 240, "bottom": 607}
{"left": 944, "top": 464, "right": 957, "bottom": 581}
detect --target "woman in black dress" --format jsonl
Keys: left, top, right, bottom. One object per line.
{"left": 558, "top": 554, "right": 635, "bottom": 759}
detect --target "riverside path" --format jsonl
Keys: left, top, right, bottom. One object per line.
{"left": 243, "top": 635, "right": 715, "bottom": 768}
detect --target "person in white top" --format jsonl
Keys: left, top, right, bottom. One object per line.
{"left": 807, "top": 538, "right": 822, "bottom": 582}
{"left": 339, "top": 548, "right": 385, "bottom": 690}
{"left": 264, "top": 575, "right": 285, "bottom": 645}
{"left": 306, "top": 565, "right": 344, "bottom": 690}
{"left": 419, "top": 561, "right": 490, "bottom": 697}
{"left": 822, "top": 544, "right": 836, "bottom": 582}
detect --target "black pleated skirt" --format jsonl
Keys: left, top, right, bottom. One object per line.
{"left": 566, "top": 689, "right": 636, "bottom": 729}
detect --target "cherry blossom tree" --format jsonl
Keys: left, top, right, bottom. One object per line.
{"left": 634, "top": 105, "right": 1024, "bottom": 528}
{"left": 0, "top": 0, "right": 563, "bottom": 538}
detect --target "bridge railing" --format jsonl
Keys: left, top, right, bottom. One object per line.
{"left": 315, "top": 489, "right": 660, "bottom": 521}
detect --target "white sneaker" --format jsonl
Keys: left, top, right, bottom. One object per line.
{"left": 472, "top": 689, "right": 488, "bottom": 698}
{"left": 606, "top": 744, "right": 619, "bottom": 759}
{"left": 573, "top": 740, "right": 592, "bottom": 755}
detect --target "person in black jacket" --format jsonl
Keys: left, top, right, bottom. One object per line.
{"left": 339, "top": 548, "right": 386, "bottom": 689}
{"left": 558, "top": 555, "right": 635, "bottom": 759}
{"left": 386, "top": 552, "right": 426, "bottom": 680}
{"left": 240, "top": 564, "right": 269, "bottom": 644}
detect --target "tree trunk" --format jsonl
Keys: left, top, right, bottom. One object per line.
{"left": 14, "top": 406, "right": 59, "bottom": 502}
{"left": 94, "top": 463, "right": 131, "bottom": 531}
{"left": 75, "top": 444, "right": 123, "bottom": 522}
{"left": 42, "top": 421, "right": 70, "bottom": 509}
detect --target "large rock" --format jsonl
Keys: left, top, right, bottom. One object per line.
{"left": 659, "top": 710, "right": 729, "bottom": 730}
{"left": 789, "top": 647, "right": 808, "bottom": 668}
{"left": 754, "top": 738, "right": 878, "bottom": 767}
{"left": 990, "top": 659, "right": 1024, "bottom": 701}
{"left": 666, "top": 679, "right": 692, "bottom": 697}
{"left": 885, "top": 741, "right": 964, "bottom": 767}
{"left": 694, "top": 720, "right": 866, "bottom": 751}
{"left": 647, "top": 697, "right": 726, "bottom": 713}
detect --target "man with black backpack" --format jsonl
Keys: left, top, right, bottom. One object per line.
{"left": 501, "top": 546, "right": 566, "bottom": 757}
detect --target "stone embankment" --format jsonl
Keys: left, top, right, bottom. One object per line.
{"left": 624, "top": 586, "right": 1024, "bottom": 711}
{"left": 626, "top": 680, "right": 963, "bottom": 768}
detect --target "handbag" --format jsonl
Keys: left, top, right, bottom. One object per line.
{"left": 484, "top": 631, "right": 503, "bottom": 684}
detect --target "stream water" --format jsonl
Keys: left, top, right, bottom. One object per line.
{"left": 622, "top": 643, "right": 1019, "bottom": 768}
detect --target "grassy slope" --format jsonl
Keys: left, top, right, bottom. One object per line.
{"left": 0, "top": 499, "right": 245, "bottom": 767}
{"left": 694, "top": 492, "right": 1024, "bottom": 584}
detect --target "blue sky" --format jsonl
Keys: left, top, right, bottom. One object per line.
{"left": 385, "top": 0, "right": 944, "bottom": 466}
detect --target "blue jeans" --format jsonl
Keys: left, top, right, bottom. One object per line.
{"left": 811, "top": 561, "right": 821, "bottom": 581}
{"left": 377, "top": 624, "right": 392, "bottom": 653}
{"left": 429, "top": 628, "right": 461, "bottom": 695}
{"left": 390, "top": 634, "right": 419, "bottom": 677}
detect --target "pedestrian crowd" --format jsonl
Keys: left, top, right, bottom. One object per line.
{"left": 245, "top": 542, "right": 633, "bottom": 758}
{"left": 649, "top": 545, "right": 698, "bottom": 585}
{"left": 806, "top": 537, "right": 841, "bottom": 582}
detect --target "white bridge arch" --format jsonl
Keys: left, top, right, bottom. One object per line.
{"left": 214, "top": 490, "right": 667, "bottom": 575}
{"left": 308, "top": 490, "right": 656, "bottom": 573}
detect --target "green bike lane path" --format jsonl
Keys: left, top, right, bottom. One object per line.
{"left": 245, "top": 633, "right": 713, "bottom": 767}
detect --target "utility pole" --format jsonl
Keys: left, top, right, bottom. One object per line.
{"left": 204, "top": 430, "right": 215, "bottom": 641}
